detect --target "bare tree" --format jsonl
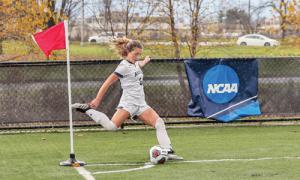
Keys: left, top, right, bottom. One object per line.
{"left": 186, "top": 0, "right": 204, "bottom": 58}
{"left": 224, "top": 8, "right": 252, "bottom": 33}
{"left": 60, "top": 0, "right": 82, "bottom": 20}
{"left": 134, "top": 0, "right": 159, "bottom": 36}
{"left": 88, "top": 0, "right": 115, "bottom": 36}
{"left": 156, "top": 0, "right": 181, "bottom": 58}
{"left": 88, "top": 0, "right": 157, "bottom": 39}
{"left": 104, "top": 0, "right": 115, "bottom": 35}
{"left": 45, "top": 0, "right": 81, "bottom": 36}
{"left": 245, "top": 1, "right": 277, "bottom": 34}
{"left": 124, "top": 0, "right": 133, "bottom": 37}
{"left": 120, "top": 0, "right": 158, "bottom": 38}
{"left": 250, "top": 1, "right": 272, "bottom": 33}
{"left": 168, "top": 0, "right": 180, "bottom": 58}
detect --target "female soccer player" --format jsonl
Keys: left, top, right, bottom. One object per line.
{"left": 72, "top": 37, "right": 183, "bottom": 160}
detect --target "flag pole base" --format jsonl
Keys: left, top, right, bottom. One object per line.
{"left": 59, "top": 153, "right": 86, "bottom": 167}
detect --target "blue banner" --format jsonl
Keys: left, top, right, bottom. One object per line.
{"left": 184, "top": 59, "right": 261, "bottom": 122}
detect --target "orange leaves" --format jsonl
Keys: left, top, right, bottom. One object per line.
{"left": 0, "top": 0, "right": 58, "bottom": 40}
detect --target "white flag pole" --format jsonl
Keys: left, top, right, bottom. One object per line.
{"left": 60, "top": 20, "right": 85, "bottom": 166}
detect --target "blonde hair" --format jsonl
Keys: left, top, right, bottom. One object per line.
{"left": 111, "top": 37, "right": 143, "bottom": 58}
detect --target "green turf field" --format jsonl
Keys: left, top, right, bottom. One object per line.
{"left": 1, "top": 126, "right": 300, "bottom": 180}
{"left": 2, "top": 40, "right": 300, "bottom": 61}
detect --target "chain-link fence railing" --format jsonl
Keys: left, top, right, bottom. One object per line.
{"left": 0, "top": 57, "right": 299, "bottom": 128}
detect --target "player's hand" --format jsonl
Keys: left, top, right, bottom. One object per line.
{"left": 89, "top": 98, "right": 100, "bottom": 109}
{"left": 144, "top": 56, "right": 151, "bottom": 64}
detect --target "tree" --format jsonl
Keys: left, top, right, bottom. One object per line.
{"left": 287, "top": 0, "right": 300, "bottom": 33}
{"left": 121, "top": 0, "right": 157, "bottom": 37}
{"left": 0, "top": 0, "right": 54, "bottom": 55}
{"left": 270, "top": 0, "right": 295, "bottom": 39}
{"left": 0, "top": 1, "right": 4, "bottom": 54}
{"left": 89, "top": 0, "right": 157, "bottom": 39}
{"left": 0, "top": 0, "right": 82, "bottom": 58}
{"left": 88, "top": 0, "right": 114, "bottom": 36}
{"left": 186, "top": 0, "right": 204, "bottom": 58}
{"left": 60, "top": 0, "right": 82, "bottom": 20}
{"left": 156, "top": 0, "right": 181, "bottom": 58}
{"left": 133, "top": 0, "right": 160, "bottom": 37}
{"left": 103, "top": 0, "right": 115, "bottom": 35}
{"left": 224, "top": 8, "right": 252, "bottom": 33}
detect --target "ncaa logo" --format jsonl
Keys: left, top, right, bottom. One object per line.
{"left": 203, "top": 65, "right": 239, "bottom": 104}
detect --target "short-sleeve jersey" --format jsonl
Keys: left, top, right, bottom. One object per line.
{"left": 114, "top": 60, "right": 146, "bottom": 106}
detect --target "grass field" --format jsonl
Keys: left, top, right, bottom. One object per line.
{"left": 2, "top": 40, "right": 300, "bottom": 61}
{"left": 1, "top": 125, "right": 300, "bottom": 179}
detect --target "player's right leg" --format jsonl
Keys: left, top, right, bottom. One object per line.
{"left": 138, "top": 107, "right": 183, "bottom": 160}
{"left": 72, "top": 103, "right": 129, "bottom": 130}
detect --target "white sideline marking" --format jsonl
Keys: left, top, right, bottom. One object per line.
{"left": 86, "top": 162, "right": 145, "bottom": 167}
{"left": 92, "top": 163, "right": 155, "bottom": 175}
{"left": 76, "top": 156, "right": 300, "bottom": 177}
{"left": 74, "top": 166, "right": 95, "bottom": 180}
{"left": 172, "top": 156, "right": 300, "bottom": 164}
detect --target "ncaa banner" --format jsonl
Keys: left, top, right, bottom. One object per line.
{"left": 184, "top": 59, "right": 261, "bottom": 122}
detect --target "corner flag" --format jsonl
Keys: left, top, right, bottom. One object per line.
{"left": 32, "top": 21, "right": 85, "bottom": 166}
{"left": 32, "top": 22, "right": 66, "bottom": 57}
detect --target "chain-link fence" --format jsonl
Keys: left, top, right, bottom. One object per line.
{"left": 0, "top": 57, "right": 299, "bottom": 128}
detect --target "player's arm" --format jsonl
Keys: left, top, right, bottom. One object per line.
{"left": 89, "top": 73, "right": 119, "bottom": 108}
{"left": 138, "top": 56, "right": 151, "bottom": 68}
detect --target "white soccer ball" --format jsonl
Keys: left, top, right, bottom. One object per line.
{"left": 149, "top": 145, "right": 168, "bottom": 164}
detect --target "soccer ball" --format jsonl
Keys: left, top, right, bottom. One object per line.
{"left": 149, "top": 145, "right": 168, "bottom": 164}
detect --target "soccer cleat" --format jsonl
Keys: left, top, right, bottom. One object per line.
{"left": 167, "top": 153, "right": 184, "bottom": 161}
{"left": 167, "top": 149, "right": 184, "bottom": 161}
{"left": 71, "top": 103, "right": 91, "bottom": 113}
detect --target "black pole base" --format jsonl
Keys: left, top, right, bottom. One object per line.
{"left": 59, "top": 153, "right": 86, "bottom": 167}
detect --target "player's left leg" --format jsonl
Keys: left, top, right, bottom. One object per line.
{"left": 138, "top": 108, "right": 183, "bottom": 160}
{"left": 72, "top": 103, "right": 118, "bottom": 131}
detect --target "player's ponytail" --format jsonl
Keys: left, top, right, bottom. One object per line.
{"left": 111, "top": 37, "right": 143, "bottom": 58}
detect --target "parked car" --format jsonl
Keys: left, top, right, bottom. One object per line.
{"left": 237, "top": 34, "right": 280, "bottom": 46}
{"left": 88, "top": 32, "right": 125, "bottom": 43}
{"left": 88, "top": 33, "right": 114, "bottom": 43}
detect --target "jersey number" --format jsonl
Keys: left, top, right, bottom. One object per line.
{"left": 139, "top": 77, "right": 143, "bottom": 85}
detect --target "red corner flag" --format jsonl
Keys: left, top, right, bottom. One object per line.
{"left": 32, "top": 22, "right": 66, "bottom": 57}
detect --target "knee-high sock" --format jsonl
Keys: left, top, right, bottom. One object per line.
{"left": 86, "top": 109, "right": 117, "bottom": 131}
{"left": 155, "top": 118, "right": 172, "bottom": 149}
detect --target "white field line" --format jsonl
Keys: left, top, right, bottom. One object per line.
{"left": 74, "top": 166, "right": 95, "bottom": 180}
{"left": 171, "top": 156, "right": 300, "bottom": 164}
{"left": 86, "top": 162, "right": 145, "bottom": 167}
{"left": 76, "top": 156, "right": 300, "bottom": 177}
{"left": 92, "top": 164, "right": 155, "bottom": 175}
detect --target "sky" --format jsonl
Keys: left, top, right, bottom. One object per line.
{"left": 56, "top": 0, "right": 274, "bottom": 20}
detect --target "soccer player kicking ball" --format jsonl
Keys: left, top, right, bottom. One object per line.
{"left": 72, "top": 37, "right": 183, "bottom": 161}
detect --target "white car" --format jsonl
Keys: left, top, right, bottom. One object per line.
{"left": 88, "top": 34, "right": 114, "bottom": 43}
{"left": 88, "top": 32, "right": 125, "bottom": 43}
{"left": 237, "top": 34, "right": 280, "bottom": 47}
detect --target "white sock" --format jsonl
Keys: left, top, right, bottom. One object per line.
{"left": 86, "top": 109, "right": 117, "bottom": 131}
{"left": 155, "top": 118, "right": 172, "bottom": 149}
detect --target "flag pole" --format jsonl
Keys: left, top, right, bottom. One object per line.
{"left": 60, "top": 20, "right": 85, "bottom": 167}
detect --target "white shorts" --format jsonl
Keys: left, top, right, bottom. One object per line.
{"left": 117, "top": 103, "right": 150, "bottom": 117}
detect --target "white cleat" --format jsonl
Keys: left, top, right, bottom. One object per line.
{"left": 167, "top": 154, "right": 184, "bottom": 161}
{"left": 71, "top": 103, "right": 90, "bottom": 113}
{"left": 167, "top": 149, "right": 184, "bottom": 161}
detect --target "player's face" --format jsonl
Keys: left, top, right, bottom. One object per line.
{"left": 128, "top": 48, "right": 143, "bottom": 62}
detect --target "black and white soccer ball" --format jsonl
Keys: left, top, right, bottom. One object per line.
{"left": 149, "top": 145, "right": 168, "bottom": 164}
